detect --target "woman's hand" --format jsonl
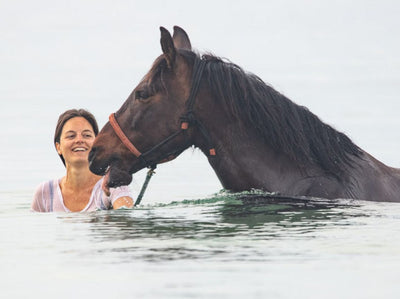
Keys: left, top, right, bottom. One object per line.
{"left": 113, "top": 196, "right": 134, "bottom": 209}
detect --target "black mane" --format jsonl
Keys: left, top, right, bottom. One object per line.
{"left": 196, "top": 53, "right": 363, "bottom": 179}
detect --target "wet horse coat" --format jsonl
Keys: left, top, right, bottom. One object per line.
{"left": 89, "top": 26, "right": 400, "bottom": 202}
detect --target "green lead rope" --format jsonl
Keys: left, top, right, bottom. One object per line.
{"left": 134, "top": 166, "right": 156, "bottom": 206}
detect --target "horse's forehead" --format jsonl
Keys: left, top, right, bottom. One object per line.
{"left": 142, "top": 54, "right": 190, "bottom": 85}
{"left": 144, "top": 56, "right": 165, "bottom": 80}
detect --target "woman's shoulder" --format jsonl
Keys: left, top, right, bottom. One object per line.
{"left": 32, "top": 178, "right": 61, "bottom": 212}
{"left": 34, "top": 179, "right": 59, "bottom": 193}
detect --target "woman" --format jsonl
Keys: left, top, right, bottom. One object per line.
{"left": 32, "top": 109, "right": 134, "bottom": 212}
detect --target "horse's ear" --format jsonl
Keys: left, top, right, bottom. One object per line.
{"left": 173, "top": 26, "right": 192, "bottom": 50}
{"left": 160, "top": 26, "right": 176, "bottom": 68}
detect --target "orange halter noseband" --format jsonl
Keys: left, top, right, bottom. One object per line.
{"left": 109, "top": 113, "right": 142, "bottom": 158}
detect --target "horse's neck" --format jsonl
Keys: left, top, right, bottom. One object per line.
{"left": 199, "top": 123, "right": 309, "bottom": 193}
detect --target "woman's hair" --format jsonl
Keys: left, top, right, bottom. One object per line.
{"left": 54, "top": 109, "right": 99, "bottom": 166}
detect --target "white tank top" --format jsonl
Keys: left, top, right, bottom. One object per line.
{"left": 31, "top": 177, "right": 132, "bottom": 212}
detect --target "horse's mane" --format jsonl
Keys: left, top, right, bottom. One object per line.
{"left": 137, "top": 50, "right": 363, "bottom": 180}
{"left": 189, "top": 52, "right": 363, "bottom": 179}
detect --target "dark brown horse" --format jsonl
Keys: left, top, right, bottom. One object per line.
{"left": 89, "top": 26, "right": 400, "bottom": 202}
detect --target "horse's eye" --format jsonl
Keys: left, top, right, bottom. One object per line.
{"left": 135, "top": 90, "right": 150, "bottom": 100}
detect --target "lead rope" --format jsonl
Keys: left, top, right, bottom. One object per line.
{"left": 134, "top": 58, "right": 210, "bottom": 206}
{"left": 134, "top": 165, "right": 156, "bottom": 206}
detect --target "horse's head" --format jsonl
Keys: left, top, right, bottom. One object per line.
{"left": 89, "top": 26, "right": 203, "bottom": 190}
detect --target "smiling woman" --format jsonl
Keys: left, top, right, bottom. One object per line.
{"left": 31, "top": 109, "right": 134, "bottom": 212}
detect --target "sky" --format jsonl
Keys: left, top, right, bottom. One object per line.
{"left": 1, "top": 0, "right": 400, "bottom": 194}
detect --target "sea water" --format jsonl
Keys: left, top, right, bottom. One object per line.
{"left": 1, "top": 189, "right": 400, "bottom": 298}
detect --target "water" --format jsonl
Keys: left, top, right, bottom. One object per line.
{"left": 1, "top": 0, "right": 400, "bottom": 298}
{"left": 2, "top": 193, "right": 400, "bottom": 298}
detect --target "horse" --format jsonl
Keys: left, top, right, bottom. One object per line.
{"left": 89, "top": 26, "right": 400, "bottom": 202}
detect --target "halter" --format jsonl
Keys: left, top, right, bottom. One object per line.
{"left": 109, "top": 58, "right": 216, "bottom": 170}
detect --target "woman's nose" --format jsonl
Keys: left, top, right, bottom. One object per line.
{"left": 75, "top": 134, "right": 84, "bottom": 142}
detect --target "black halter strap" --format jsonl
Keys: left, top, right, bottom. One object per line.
{"left": 183, "top": 58, "right": 207, "bottom": 119}
{"left": 109, "top": 57, "right": 215, "bottom": 206}
{"left": 111, "top": 57, "right": 216, "bottom": 171}
{"left": 179, "top": 58, "right": 216, "bottom": 156}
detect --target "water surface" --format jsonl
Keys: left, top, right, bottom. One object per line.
{"left": 1, "top": 191, "right": 400, "bottom": 298}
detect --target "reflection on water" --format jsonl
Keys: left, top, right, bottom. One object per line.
{"left": 1, "top": 190, "right": 400, "bottom": 298}
{"left": 55, "top": 191, "right": 368, "bottom": 263}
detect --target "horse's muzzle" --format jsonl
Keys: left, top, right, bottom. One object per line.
{"left": 88, "top": 146, "right": 107, "bottom": 175}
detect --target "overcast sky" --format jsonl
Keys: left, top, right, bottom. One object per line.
{"left": 1, "top": 0, "right": 400, "bottom": 188}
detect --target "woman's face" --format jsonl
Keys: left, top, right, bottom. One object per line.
{"left": 56, "top": 117, "right": 96, "bottom": 167}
